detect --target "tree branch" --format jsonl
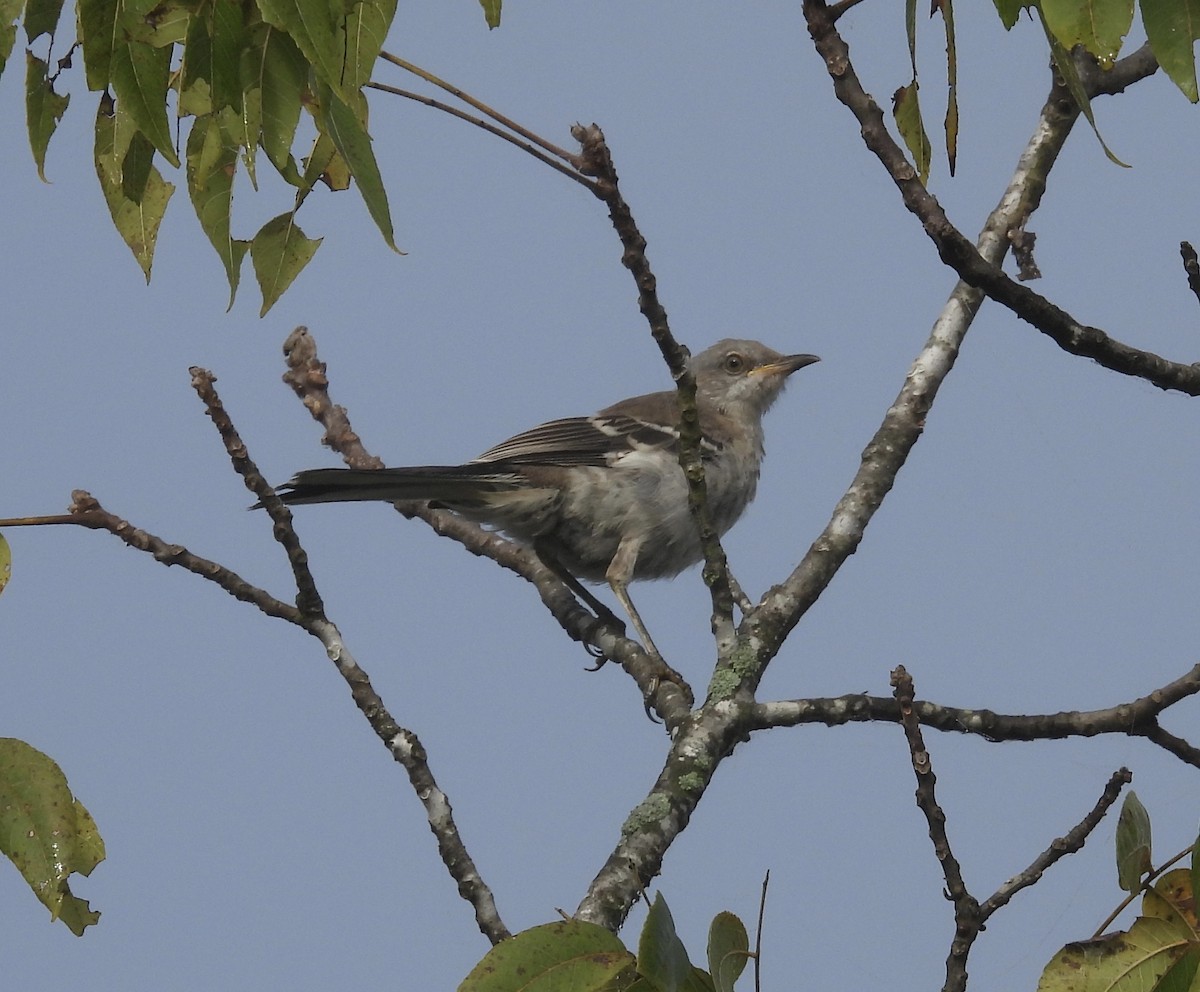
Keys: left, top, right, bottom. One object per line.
{"left": 751, "top": 661, "right": 1200, "bottom": 758}
{"left": 979, "top": 768, "right": 1132, "bottom": 920}
{"left": 802, "top": 3, "right": 1199, "bottom": 393}
{"left": 742, "top": 21, "right": 1093, "bottom": 681}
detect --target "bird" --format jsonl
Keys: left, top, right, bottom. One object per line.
{"left": 269, "top": 339, "right": 819, "bottom": 659}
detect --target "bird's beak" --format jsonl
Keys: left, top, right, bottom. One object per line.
{"left": 752, "top": 353, "right": 821, "bottom": 378}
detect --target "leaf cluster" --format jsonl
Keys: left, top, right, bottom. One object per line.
{"left": 896, "top": 0, "right": 1200, "bottom": 181}
{"left": 1, "top": 0, "right": 401, "bottom": 312}
{"left": 1038, "top": 792, "right": 1200, "bottom": 992}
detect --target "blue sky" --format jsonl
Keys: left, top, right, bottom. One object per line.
{"left": 3, "top": 3, "right": 1200, "bottom": 989}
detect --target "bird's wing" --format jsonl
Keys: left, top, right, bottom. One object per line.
{"left": 473, "top": 415, "right": 668, "bottom": 466}
{"left": 475, "top": 390, "right": 724, "bottom": 467}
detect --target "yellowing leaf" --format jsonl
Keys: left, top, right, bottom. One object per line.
{"left": 187, "top": 113, "right": 249, "bottom": 308}
{"left": 892, "top": 81, "right": 931, "bottom": 185}
{"left": 94, "top": 97, "right": 175, "bottom": 281}
{"left": 1037, "top": 916, "right": 1192, "bottom": 992}
{"left": 0, "top": 532, "right": 11, "bottom": 596}
{"left": 1041, "top": 0, "right": 1134, "bottom": 68}
{"left": 0, "top": 738, "right": 105, "bottom": 935}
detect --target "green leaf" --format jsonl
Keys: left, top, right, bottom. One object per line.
{"left": 344, "top": 0, "right": 396, "bottom": 91}
{"left": 1141, "top": 0, "right": 1200, "bottom": 103}
{"left": 992, "top": 0, "right": 1032, "bottom": 29}
{"left": 251, "top": 211, "right": 321, "bottom": 315}
{"left": 1156, "top": 949, "right": 1200, "bottom": 992}
{"left": 110, "top": 39, "right": 180, "bottom": 166}
{"left": 941, "top": 0, "right": 958, "bottom": 176}
{"left": 124, "top": 0, "right": 192, "bottom": 46}
{"left": 0, "top": 0, "right": 23, "bottom": 80}
{"left": 0, "top": 532, "right": 10, "bottom": 597}
{"left": 1041, "top": 0, "right": 1134, "bottom": 68}
{"left": 892, "top": 81, "right": 931, "bottom": 184}
{"left": 24, "top": 0, "right": 67, "bottom": 42}
{"left": 1115, "top": 790, "right": 1153, "bottom": 893}
{"left": 316, "top": 80, "right": 398, "bottom": 251}
{"left": 77, "top": 0, "right": 118, "bottom": 90}
{"left": 1038, "top": 10, "right": 1130, "bottom": 168}
{"left": 256, "top": 0, "right": 345, "bottom": 101}
{"left": 478, "top": 0, "right": 500, "bottom": 28}
{"left": 25, "top": 52, "right": 70, "bottom": 181}
{"left": 0, "top": 738, "right": 105, "bottom": 935}
{"left": 1037, "top": 916, "right": 1192, "bottom": 992}
{"left": 187, "top": 111, "right": 249, "bottom": 308}
{"left": 120, "top": 123, "right": 155, "bottom": 201}
{"left": 246, "top": 23, "right": 306, "bottom": 185}
{"left": 706, "top": 912, "right": 749, "bottom": 992}
{"left": 94, "top": 96, "right": 175, "bottom": 281}
{"left": 459, "top": 919, "right": 637, "bottom": 992}
{"left": 639, "top": 893, "right": 695, "bottom": 992}
{"left": 208, "top": 0, "right": 245, "bottom": 110}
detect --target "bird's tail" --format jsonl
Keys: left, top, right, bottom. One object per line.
{"left": 259, "top": 465, "right": 524, "bottom": 508}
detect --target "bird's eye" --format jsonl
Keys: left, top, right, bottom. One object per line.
{"left": 723, "top": 353, "right": 746, "bottom": 374}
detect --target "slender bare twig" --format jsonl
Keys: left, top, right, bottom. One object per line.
{"left": 0, "top": 491, "right": 306, "bottom": 623}
{"left": 753, "top": 871, "right": 769, "bottom": 992}
{"left": 365, "top": 81, "right": 597, "bottom": 192}
{"left": 191, "top": 367, "right": 323, "bottom": 616}
{"left": 981, "top": 768, "right": 1132, "bottom": 920}
{"left": 378, "top": 52, "right": 580, "bottom": 165}
{"left": 891, "top": 667, "right": 978, "bottom": 992}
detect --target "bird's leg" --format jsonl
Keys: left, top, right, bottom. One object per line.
{"left": 605, "top": 535, "right": 665, "bottom": 662}
{"left": 535, "top": 544, "right": 628, "bottom": 668}
{"left": 535, "top": 544, "right": 627, "bottom": 634}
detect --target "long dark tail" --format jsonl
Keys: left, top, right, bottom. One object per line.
{"left": 261, "top": 465, "right": 523, "bottom": 507}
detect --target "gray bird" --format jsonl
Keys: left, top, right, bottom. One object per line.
{"left": 272, "top": 339, "right": 819, "bottom": 658}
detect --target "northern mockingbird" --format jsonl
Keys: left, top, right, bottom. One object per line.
{"left": 271, "top": 339, "right": 819, "bottom": 658}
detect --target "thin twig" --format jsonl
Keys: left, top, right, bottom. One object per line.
{"left": 803, "top": 2, "right": 1199, "bottom": 394}
{"left": 365, "top": 81, "right": 597, "bottom": 192}
{"left": 377, "top": 51, "right": 580, "bottom": 164}
{"left": 892, "top": 666, "right": 979, "bottom": 992}
{"left": 981, "top": 768, "right": 1132, "bottom": 920}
